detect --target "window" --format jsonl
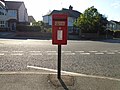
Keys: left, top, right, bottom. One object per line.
{"left": 69, "top": 17, "right": 73, "bottom": 23}
{"left": 9, "top": 10, "right": 17, "bottom": 17}
{"left": 0, "top": 21, "right": 5, "bottom": 28}
{"left": 0, "top": 6, "right": 3, "bottom": 9}
{"left": 0, "top": 11, "right": 4, "bottom": 15}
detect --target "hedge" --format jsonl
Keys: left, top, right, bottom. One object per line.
{"left": 113, "top": 31, "right": 120, "bottom": 38}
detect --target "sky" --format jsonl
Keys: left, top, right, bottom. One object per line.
{"left": 7, "top": 0, "right": 120, "bottom": 21}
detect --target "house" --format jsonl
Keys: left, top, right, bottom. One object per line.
{"left": 43, "top": 5, "right": 81, "bottom": 34}
{"left": 108, "top": 20, "right": 120, "bottom": 31}
{"left": 0, "top": 1, "right": 7, "bottom": 30}
{"left": 0, "top": 0, "right": 28, "bottom": 31}
{"left": 28, "top": 16, "right": 36, "bottom": 25}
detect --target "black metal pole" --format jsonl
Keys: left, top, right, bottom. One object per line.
{"left": 58, "top": 45, "right": 61, "bottom": 79}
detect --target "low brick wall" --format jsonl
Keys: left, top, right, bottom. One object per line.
{"left": 80, "top": 33, "right": 113, "bottom": 39}
{"left": 68, "top": 35, "right": 80, "bottom": 40}
{"left": 16, "top": 31, "right": 52, "bottom": 38}
{"left": 81, "top": 33, "right": 99, "bottom": 39}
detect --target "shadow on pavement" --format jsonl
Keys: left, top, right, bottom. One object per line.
{"left": 58, "top": 78, "right": 69, "bottom": 90}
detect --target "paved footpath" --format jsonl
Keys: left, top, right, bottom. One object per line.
{"left": 0, "top": 67, "right": 120, "bottom": 90}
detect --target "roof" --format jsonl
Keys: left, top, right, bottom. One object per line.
{"left": 0, "top": 1, "right": 6, "bottom": 9}
{"left": 49, "top": 8, "right": 81, "bottom": 18}
{"left": 28, "top": 16, "right": 36, "bottom": 22}
{"left": 4, "top": 1, "right": 23, "bottom": 10}
{"left": 110, "top": 20, "right": 120, "bottom": 25}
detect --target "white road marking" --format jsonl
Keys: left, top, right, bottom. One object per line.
{"left": 12, "top": 51, "right": 24, "bottom": 52}
{"left": 46, "top": 51, "right": 57, "bottom": 53}
{"left": 27, "top": 65, "right": 120, "bottom": 81}
{"left": 0, "top": 53, "right": 4, "bottom": 55}
{"left": 89, "top": 51, "right": 98, "bottom": 53}
{"left": 11, "top": 53, "right": 23, "bottom": 56}
{"left": 64, "top": 53, "right": 75, "bottom": 55}
{"left": 30, "top": 53, "right": 42, "bottom": 55}
{"left": 46, "top": 51, "right": 57, "bottom": 55}
{"left": 1, "top": 51, "right": 8, "bottom": 52}
{"left": 111, "top": 50, "right": 118, "bottom": 52}
{"left": 118, "top": 52, "right": 120, "bottom": 54}
{"left": 75, "top": 51, "right": 84, "bottom": 53}
{"left": 27, "top": 65, "right": 57, "bottom": 72}
{"left": 101, "top": 50, "right": 107, "bottom": 52}
{"left": 29, "top": 51, "right": 41, "bottom": 52}
{"left": 95, "top": 53, "right": 104, "bottom": 55}
{"left": 107, "top": 52, "right": 115, "bottom": 55}
{"left": 47, "top": 53, "right": 57, "bottom": 55}
{"left": 80, "top": 53, "right": 90, "bottom": 55}
{"left": 62, "top": 51, "right": 71, "bottom": 53}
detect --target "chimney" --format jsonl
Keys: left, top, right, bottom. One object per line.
{"left": 69, "top": 5, "right": 73, "bottom": 10}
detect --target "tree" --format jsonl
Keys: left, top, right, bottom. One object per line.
{"left": 32, "top": 21, "right": 44, "bottom": 27}
{"left": 74, "top": 6, "right": 108, "bottom": 34}
{"left": 32, "top": 21, "right": 45, "bottom": 31}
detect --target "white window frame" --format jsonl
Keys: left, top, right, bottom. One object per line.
{"left": 0, "top": 21, "right": 5, "bottom": 28}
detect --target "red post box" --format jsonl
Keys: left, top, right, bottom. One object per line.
{"left": 52, "top": 14, "right": 68, "bottom": 45}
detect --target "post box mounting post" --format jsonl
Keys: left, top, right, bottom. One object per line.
{"left": 52, "top": 14, "right": 68, "bottom": 79}
{"left": 58, "top": 45, "right": 61, "bottom": 79}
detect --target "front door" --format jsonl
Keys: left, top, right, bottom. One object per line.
{"left": 10, "top": 22, "right": 16, "bottom": 31}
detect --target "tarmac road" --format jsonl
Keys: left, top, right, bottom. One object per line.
{"left": 0, "top": 39, "right": 120, "bottom": 79}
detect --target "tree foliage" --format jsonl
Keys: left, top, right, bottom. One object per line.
{"left": 74, "top": 6, "right": 108, "bottom": 33}
{"left": 32, "top": 21, "right": 45, "bottom": 31}
{"left": 32, "top": 21, "right": 45, "bottom": 27}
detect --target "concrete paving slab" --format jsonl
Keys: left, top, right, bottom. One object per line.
{"left": 48, "top": 74, "right": 74, "bottom": 87}
{"left": 0, "top": 71, "right": 120, "bottom": 90}
{"left": 0, "top": 73, "right": 53, "bottom": 90}
{"left": 0, "top": 65, "right": 120, "bottom": 90}
{"left": 75, "top": 75, "right": 120, "bottom": 90}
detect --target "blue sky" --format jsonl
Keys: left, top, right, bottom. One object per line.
{"left": 7, "top": 0, "right": 120, "bottom": 21}
{"left": 92, "top": 0, "right": 120, "bottom": 21}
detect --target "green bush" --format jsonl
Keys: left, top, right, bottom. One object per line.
{"left": 47, "top": 28, "right": 52, "bottom": 33}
